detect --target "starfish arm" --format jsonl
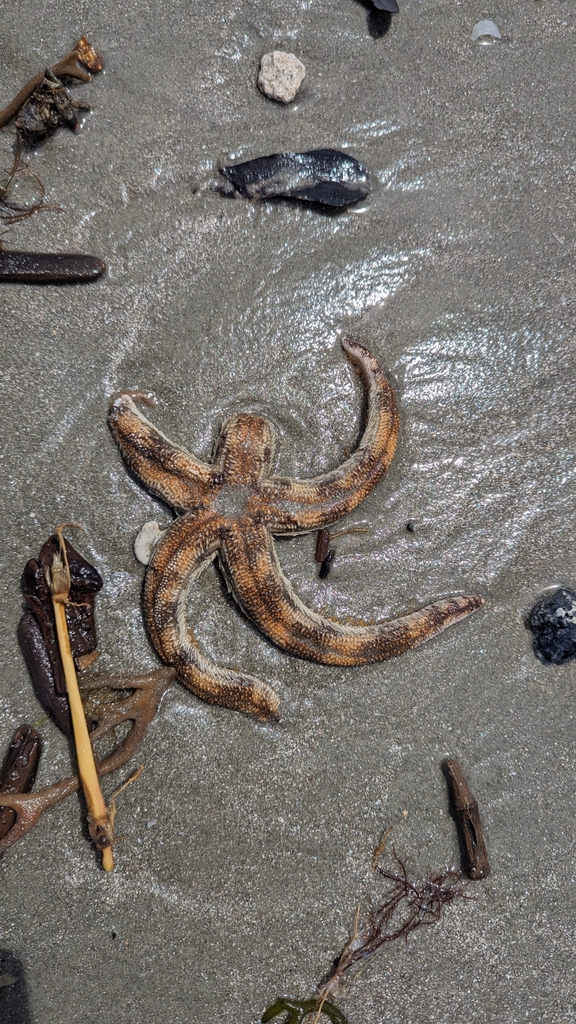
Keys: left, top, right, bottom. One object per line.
{"left": 144, "top": 510, "right": 280, "bottom": 720}
{"left": 109, "top": 393, "right": 217, "bottom": 512}
{"left": 262, "top": 338, "right": 400, "bottom": 533}
{"left": 220, "top": 522, "right": 483, "bottom": 666}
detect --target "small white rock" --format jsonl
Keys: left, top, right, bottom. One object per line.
{"left": 134, "top": 520, "right": 166, "bottom": 565}
{"left": 258, "top": 51, "right": 306, "bottom": 104}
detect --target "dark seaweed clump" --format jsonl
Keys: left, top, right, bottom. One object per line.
{"left": 221, "top": 149, "right": 369, "bottom": 208}
{"left": 527, "top": 588, "right": 576, "bottom": 665}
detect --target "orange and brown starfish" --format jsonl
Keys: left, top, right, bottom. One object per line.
{"left": 109, "top": 339, "right": 483, "bottom": 720}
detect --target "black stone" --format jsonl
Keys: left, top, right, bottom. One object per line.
{"left": 527, "top": 588, "right": 576, "bottom": 665}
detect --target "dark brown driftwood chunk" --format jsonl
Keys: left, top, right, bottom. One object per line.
{"left": 444, "top": 758, "right": 490, "bottom": 880}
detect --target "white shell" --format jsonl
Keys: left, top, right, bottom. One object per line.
{"left": 471, "top": 20, "right": 501, "bottom": 44}
{"left": 134, "top": 520, "right": 166, "bottom": 565}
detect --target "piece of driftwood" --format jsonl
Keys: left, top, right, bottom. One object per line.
{"left": 0, "top": 725, "right": 42, "bottom": 843}
{"left": 443, "top": 758, "right": 490, "bottom": 880}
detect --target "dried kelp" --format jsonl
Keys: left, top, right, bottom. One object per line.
{"left": 221, "top": 149, "right": 369, "bottom": 208}
{"left": 0, "top": 668, "right": 174, "bottom": 857}
{"left": 444, "top": 758, "right": 490, "bottom": 880}
{"left": 15, "top": 70, "right": 91, "bottom": 147}
{"left": 0, "top": 37, "right": 103, "bottom": 136}
{"left": 0, "top": 725, "right": 41, "bottom": 844}
{"left": 18, "top": 534, "right": 103, "bottom": 734}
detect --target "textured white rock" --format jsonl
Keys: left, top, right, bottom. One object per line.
{"left": 134, "top": 520, "right": 166, "bottom": 565}
{"left": 257, "top": 51, "right": 305, "bottom": 104}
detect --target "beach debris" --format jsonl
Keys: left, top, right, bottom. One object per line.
{"left": 527, "top": 587, "right": 576, "bottom": 665}
{"left": 314, "top": 525, "right": 370, "bottom": 579}
{"left": 46, "top": 526, "right": 114, "bottom": 869}
{"left": 372, "top": 0, "right": 399, "bottom": 11}
{"left": 15, "top": 70, "right": 91, "bottom": 147}
{"left": 443, "top": 758, "right": 490, "bottom": 880}
{"left": 0, "top": 135, "right": 51, "bottom": 227}
{"left": 0, "top": 725, "right": 42, "bottom": 846}
{"left": 3, "top": 528, "right": 176, "bottom": 863}
{"left": 471, "top": 20, "right": 501, "bottom": 44}
{"left": 0, "top": 667, "right": 174, "bottom": 858}
{"left": 262, "top": 997, "right": 347, "bottom": 1024}
{"left": 258, "top": 51, "right": 306, "bottom": 104}
{"left": 221, "top": 149, "right": 369, "bottom": 208}
{"left": 0, "top": 249, "right": 105, "bottom": 282}
{"left": 0, "top": 36, "right": 103, "bottom": 135}
{"left": 18, "top": 532, "right": 103, "bottom": 734}
{"left": 134, "top": 520, "right": 167, "bottom": 565}
{"left": 262, "top": 844, "right": 471, "bottom": 1022}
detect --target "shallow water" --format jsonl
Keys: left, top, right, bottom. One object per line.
{"left": 0, "top": 2, "right": 575, "bottom": 1022}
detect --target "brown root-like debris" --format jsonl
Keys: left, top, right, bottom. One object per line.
{"left": 0, "top": 668, "right": 175, "bottom": 857}
{"left": 316, "top": 849, "right": 472, "bottom": 1005}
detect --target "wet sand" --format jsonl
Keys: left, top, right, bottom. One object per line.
{"left": 0, "top": 2, "right": 575, "bottom": 1021}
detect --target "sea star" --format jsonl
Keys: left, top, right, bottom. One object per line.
{"left": 108, "top": 339, "right": 482, "bottom": 720}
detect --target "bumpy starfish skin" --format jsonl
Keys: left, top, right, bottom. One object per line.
{"left": 109, "top": 339, "right": 483, "bottom": 719}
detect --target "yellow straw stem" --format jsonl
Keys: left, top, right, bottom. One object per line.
{"left": 49, "top": 531, "right": 114, "bottom": 871}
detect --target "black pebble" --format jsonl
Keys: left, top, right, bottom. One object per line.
{"left": 527, "top": 588, "right": 576, "bottom": 665}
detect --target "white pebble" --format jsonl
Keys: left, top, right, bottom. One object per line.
{"left": 134, "top": 520, "right": 166, "bottom": 565}
{"left": 258, "top": 51, "right": 306, "bottom": 104}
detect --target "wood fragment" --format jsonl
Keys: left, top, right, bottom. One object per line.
{"left": 443, "top": 758, "right": 490, "bottom": 880}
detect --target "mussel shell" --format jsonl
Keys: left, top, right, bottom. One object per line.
{"left": 221, "top": 149, "right": 369, "bottom": 207}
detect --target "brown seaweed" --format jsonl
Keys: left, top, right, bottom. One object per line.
{"left": 443, "top": 758, "right": 490, "bottom": 880}
{"left": 221, "top": 150, "right": 369, "bottom": 208}
{"left": 0, "top": 725, "right": 42, "bottom": 843}
{"left": 0, "top": 669, "right": 175, "bottom": 857}
{"left": 18, "top": 534, "right": 103, "bottom": 734}
{"left": 0, "top": 37, "right": 103, "bottom": 134}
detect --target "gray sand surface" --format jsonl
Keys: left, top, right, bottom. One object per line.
{"left": 0, "top": 2, "right": 574, "bottom": 1022}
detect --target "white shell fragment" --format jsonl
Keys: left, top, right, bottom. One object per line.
{"left": 257, "top": 51, "right": 306, "bottom": 104}
{"left": 471, "top": 20, "right": 501, "bottom": 44}
{"left": 134, "top": 520, "right": 167, "bottom": 565}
